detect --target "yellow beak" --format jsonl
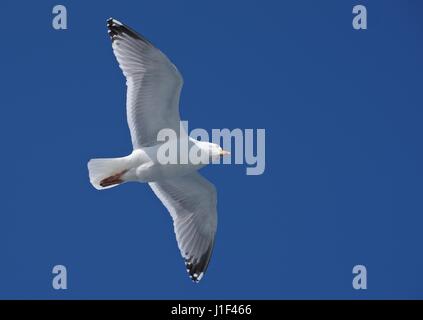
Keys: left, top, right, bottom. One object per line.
{"left": 219, "top": 150, "right": 231, "bottom": 156}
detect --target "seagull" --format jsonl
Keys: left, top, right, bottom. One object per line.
{"left": 87, "top": 18, "right": 230, "bottom": 282}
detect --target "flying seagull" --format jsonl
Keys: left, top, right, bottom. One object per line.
{"left": 88, "top": 18, "right": 229, "bottom": 282}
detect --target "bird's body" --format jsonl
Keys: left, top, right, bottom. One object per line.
{"left": 88, "top": 18, "right": 228, "bottom": 282}
{"left": 90, "top": 138, "right": 209, "bottom": 186}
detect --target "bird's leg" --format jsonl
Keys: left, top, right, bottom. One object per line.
{"left": 99, "top": 170, "right": 128, "bottom": 188}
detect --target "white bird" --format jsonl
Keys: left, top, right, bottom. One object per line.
{"left": 88, "top": 18, "right": 229, "bottom": 282}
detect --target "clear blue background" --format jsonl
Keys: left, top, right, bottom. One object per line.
{"left": 1, "top": 0, "right": 422, "bottom": 299}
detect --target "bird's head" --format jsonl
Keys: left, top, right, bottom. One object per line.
{"left": 209, "top": 143, "right": 230, "bottom": 160}
{"left": 194, "top": 141, "right": 230, "bottom": 162}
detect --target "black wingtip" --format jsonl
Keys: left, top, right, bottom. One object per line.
{"left": 106, "top": 17, "right": 152, "bottom": 45}
{"left": 106, "top": 18, "right": 123, "bottom": 41}
{"left": 185, "top": 260, "right": 204, "bottom": 283}
{"left": 184, "top": 243, "right": 214, "bottom": 283}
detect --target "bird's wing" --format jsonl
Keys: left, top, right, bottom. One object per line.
{"left": 149, "top": 172, "right": 217, "bottom": 282}
{"left": 107, "top": 18, "right": 184, "bottom": 148}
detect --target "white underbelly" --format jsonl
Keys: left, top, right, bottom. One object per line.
{"left": 135, "top": 162, "right": 204, "bottom": 182}
{"left": 130, "top": 140, "right": 210, "bottom": 182}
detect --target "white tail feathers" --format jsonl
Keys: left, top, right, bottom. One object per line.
{"left": 88, "top": 157, "right": 128, "bottom": 190}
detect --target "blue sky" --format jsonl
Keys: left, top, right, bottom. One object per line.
{"left": 1, "top": 0, "right": 423, "bottom": 299}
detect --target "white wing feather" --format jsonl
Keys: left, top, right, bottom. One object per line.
{"left": 107, "top": 18, "right": 184, "bottom": 148}
{"left": 149, "top": 172, "right": 217, "bottom": 282}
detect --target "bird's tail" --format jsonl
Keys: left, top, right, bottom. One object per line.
{"left": 88, "top": 157, "right": 129, "bottom": 190}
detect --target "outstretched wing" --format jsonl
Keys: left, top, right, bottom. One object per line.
{"left": 107, "top": 18, "right": 184, "bottom": 148}
{"left": 149, "top": 172, "right": 217, "bottom": 282}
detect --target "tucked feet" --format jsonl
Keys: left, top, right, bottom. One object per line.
{"left": 99, "top": 170, "right": 128, "bottom": 188}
